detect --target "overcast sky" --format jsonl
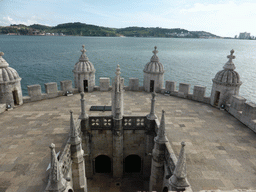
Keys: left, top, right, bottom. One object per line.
{"left": 1, "top": 0, "right": 256, "bottom": 37}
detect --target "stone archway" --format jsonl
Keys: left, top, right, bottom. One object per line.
{"left": 94, "top": 155, "right": 111, "bottom": 173}
{"left": 124, "top": 155, "right": 142, "bottom": 173}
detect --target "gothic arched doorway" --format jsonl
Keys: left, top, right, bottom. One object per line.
{"left": 124, "top": 155, "right": 142, "bottom": 173}
{"left": 94, "top": 155, "right": 111, "bottom": 173}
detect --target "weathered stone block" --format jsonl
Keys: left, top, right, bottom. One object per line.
{"left": 60, "top": 80, "right": 73, "bottom": 92}
{"left": 27, "top": 84, "right": 41, "bottom": 96}
{"left": 0, "top": 104, "right": 5, "bottom": 113}
{"left": 100, "top": 78, "right": 110, "bottom": 91}
{"left": 203, "top": 97, "right": 211, "bottom": 104}
{"left": 45, "top": 82, "right": 58, "bottom": 98}
{"left": 22, "top": 96, "right": 31, "bottom": 103}
{"left": 27, "top": 84, "right": 42, "bottom": 101}
{"left": 230, "top": 95, "right": 246, "bottom": 111}
{"left": 165, "top": 81, "right": 176, "bottom": 92}
{"left": 139, "top": 86, "right": 144, "bottom": 91}
{"left": 93, "top": 86, "right": 100, "bottom": 91}
{"left": 188, "top": 93, "right": 193, "bottom": 100}
{"left": 177, "top": 92, "right": 185, "bottom": 98}
{"left": 179, "top": 83, "right": 190, "bottom": 95}
{"left": 129, "top": 78, "right": 139, "bottom": 91}
{"left": 242, "top": 102, "right": 256, "bottom": 120}
{"left": 193, "top": 85, "right": 206, "bottom": 102}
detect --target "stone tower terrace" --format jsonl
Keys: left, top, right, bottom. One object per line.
{"left": 0, "top": 91, "right": 256, "bottom": 192}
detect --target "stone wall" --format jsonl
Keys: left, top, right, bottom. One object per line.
{"left": 15, "top": 77, "right": 256, "bottom": 138}
{"left": 227, "top": 95, "right": 256, "bottom": 133}
{"left": 23, "top": 80, "right": 78, "bottom": 103}
{"left": 164, "top": 81, "right": 210, "bottom": 104}
{"left": 20, "top": 78, "right": 210, "bottom": 106}
{"left": 91, "top": 130, "right": 113, "bottom": 159}
{"left": 123, "top": 130, "right": 146, "bottom": 160}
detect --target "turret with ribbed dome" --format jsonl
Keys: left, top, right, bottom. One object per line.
{"left": 143, "top": 46, "right": 165, "bottom": 93}
{"left": 73, "top": 45, "right": 95, "bottom": 92}
{"left": 210, "top": 49, "right": 242, "bottom": 108}
{"left": 0, "top": 52, "right": 23, "bottom": 106}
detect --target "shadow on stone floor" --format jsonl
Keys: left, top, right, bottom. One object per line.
{"left": 88, "top": 173, "right": 149, "bottom": 192}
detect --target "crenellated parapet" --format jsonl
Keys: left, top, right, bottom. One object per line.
{"left": 164, "top": 81, "right": 210, "bottom": 104}
{"left": 227, "top": 95, "right": 256, "bottom": 133}
{"left": 23, "top": 80, "right": 78, "bottom": 103}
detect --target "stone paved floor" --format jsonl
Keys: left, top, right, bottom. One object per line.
{"left": 0, "top": 91, "right": 256, "bottom": 192}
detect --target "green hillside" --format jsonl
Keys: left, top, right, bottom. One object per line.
{"left": 0, "top": 22, "right": 221, "bottom": 38}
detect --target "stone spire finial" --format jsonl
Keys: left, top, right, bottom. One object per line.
{"left": 153, "top": 46, "right": 158, "bottom": 55}
{"left": 115, "top": 64, "right": 121, "bottom": 93}
{"left": 147, "top": 91, "right": 157, "bottom": 120}
{"left": 79, "top": 45, "right": 89, "bottom": 62}
{"left": 112, "top": 64, "right": 123, "bottom": 119}
{"left": 170, "top": 141, "right": 189, "bottom": 190}
{"left": 150, "top": 46, "right": 159, "bottom": 62}
{"left": 155, "top": 110, "right": 168, "bottom": 143}
{"left": 69, "top": 110, "right": 81, "bottom": 145}
{"left": 0, "top": 52, "right": 9, "bottom": 68}
{"left": 115, "top": 64, "right": 121, "bottom": 76}
{"left": 223, "top": 49, "right": 236, "bottom": 70}
{"left": 47, "top": 143, "right": 66, "bottom": 191}
{"left": 81, "top": 91, "right": 84, "bottom": 99}
{"left": 79, "top": 92, "right": 88, "bottom": 120}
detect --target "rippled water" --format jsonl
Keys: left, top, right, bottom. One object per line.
{"left": 0, "top": 35, "right": 256, "bottom": 102}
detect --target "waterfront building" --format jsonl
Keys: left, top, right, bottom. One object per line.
{"left": 239, "top": 32, "right": 251, "bottom": 39}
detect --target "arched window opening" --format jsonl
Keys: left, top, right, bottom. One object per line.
{"left": 95, "top": 155, "right": 111, "bottom": 173}
{"left": 163, "top": 187, "right": 169, "bottom": 192}
{"left": 124, "top": 155, "right": 141, "bottom": 173}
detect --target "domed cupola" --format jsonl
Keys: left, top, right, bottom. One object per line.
{"left": 0, "top": 52, "right": 23, "bottom": 106}
{"left": 144, "top": 47, "right": 164, "bottom": 74}
{"left": 0, "top": 52, "right": 21, "bottom": 82}
{"left": 73, "top": 45, "right": 95, "bottom": 92}
{"left": 212, "top": 49, "right": 242, "bottom": 86}
{"left": 210, "top": 49, "right": 242, "bottom": 108}
{"left": 143, "top": 46, "right": 165, "bottom": 93}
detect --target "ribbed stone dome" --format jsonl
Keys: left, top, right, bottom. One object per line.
{"left": 143, "top": 46, "right": 164, "bottom": 73}
{"left": 213, "top": 70, "right": 241, "bottom": 85}
{"left": 73, "top": 45, "right": 95, "bottom": 73}
{"left": 212, "top": 49, "right": 242, "bottom": 86}
{"left": 0, "top": 52, "right": 21, "bottom": 83}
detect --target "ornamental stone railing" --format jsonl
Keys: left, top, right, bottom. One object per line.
{"left": 89, "top": 116, "right": 147, "bottom": 130}
{"left": 123, "top": 116, "right": 146, "bottom": 129}
{"left": 89, "top": 116, "right": 113, "bottom": 129}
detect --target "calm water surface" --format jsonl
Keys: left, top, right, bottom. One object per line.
{"left": 0, "top": 35, "right": 256, "bottom": 102}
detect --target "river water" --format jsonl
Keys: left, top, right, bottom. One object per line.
{"left": 0, "top": 35, "right": 256, "bottom": 102}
